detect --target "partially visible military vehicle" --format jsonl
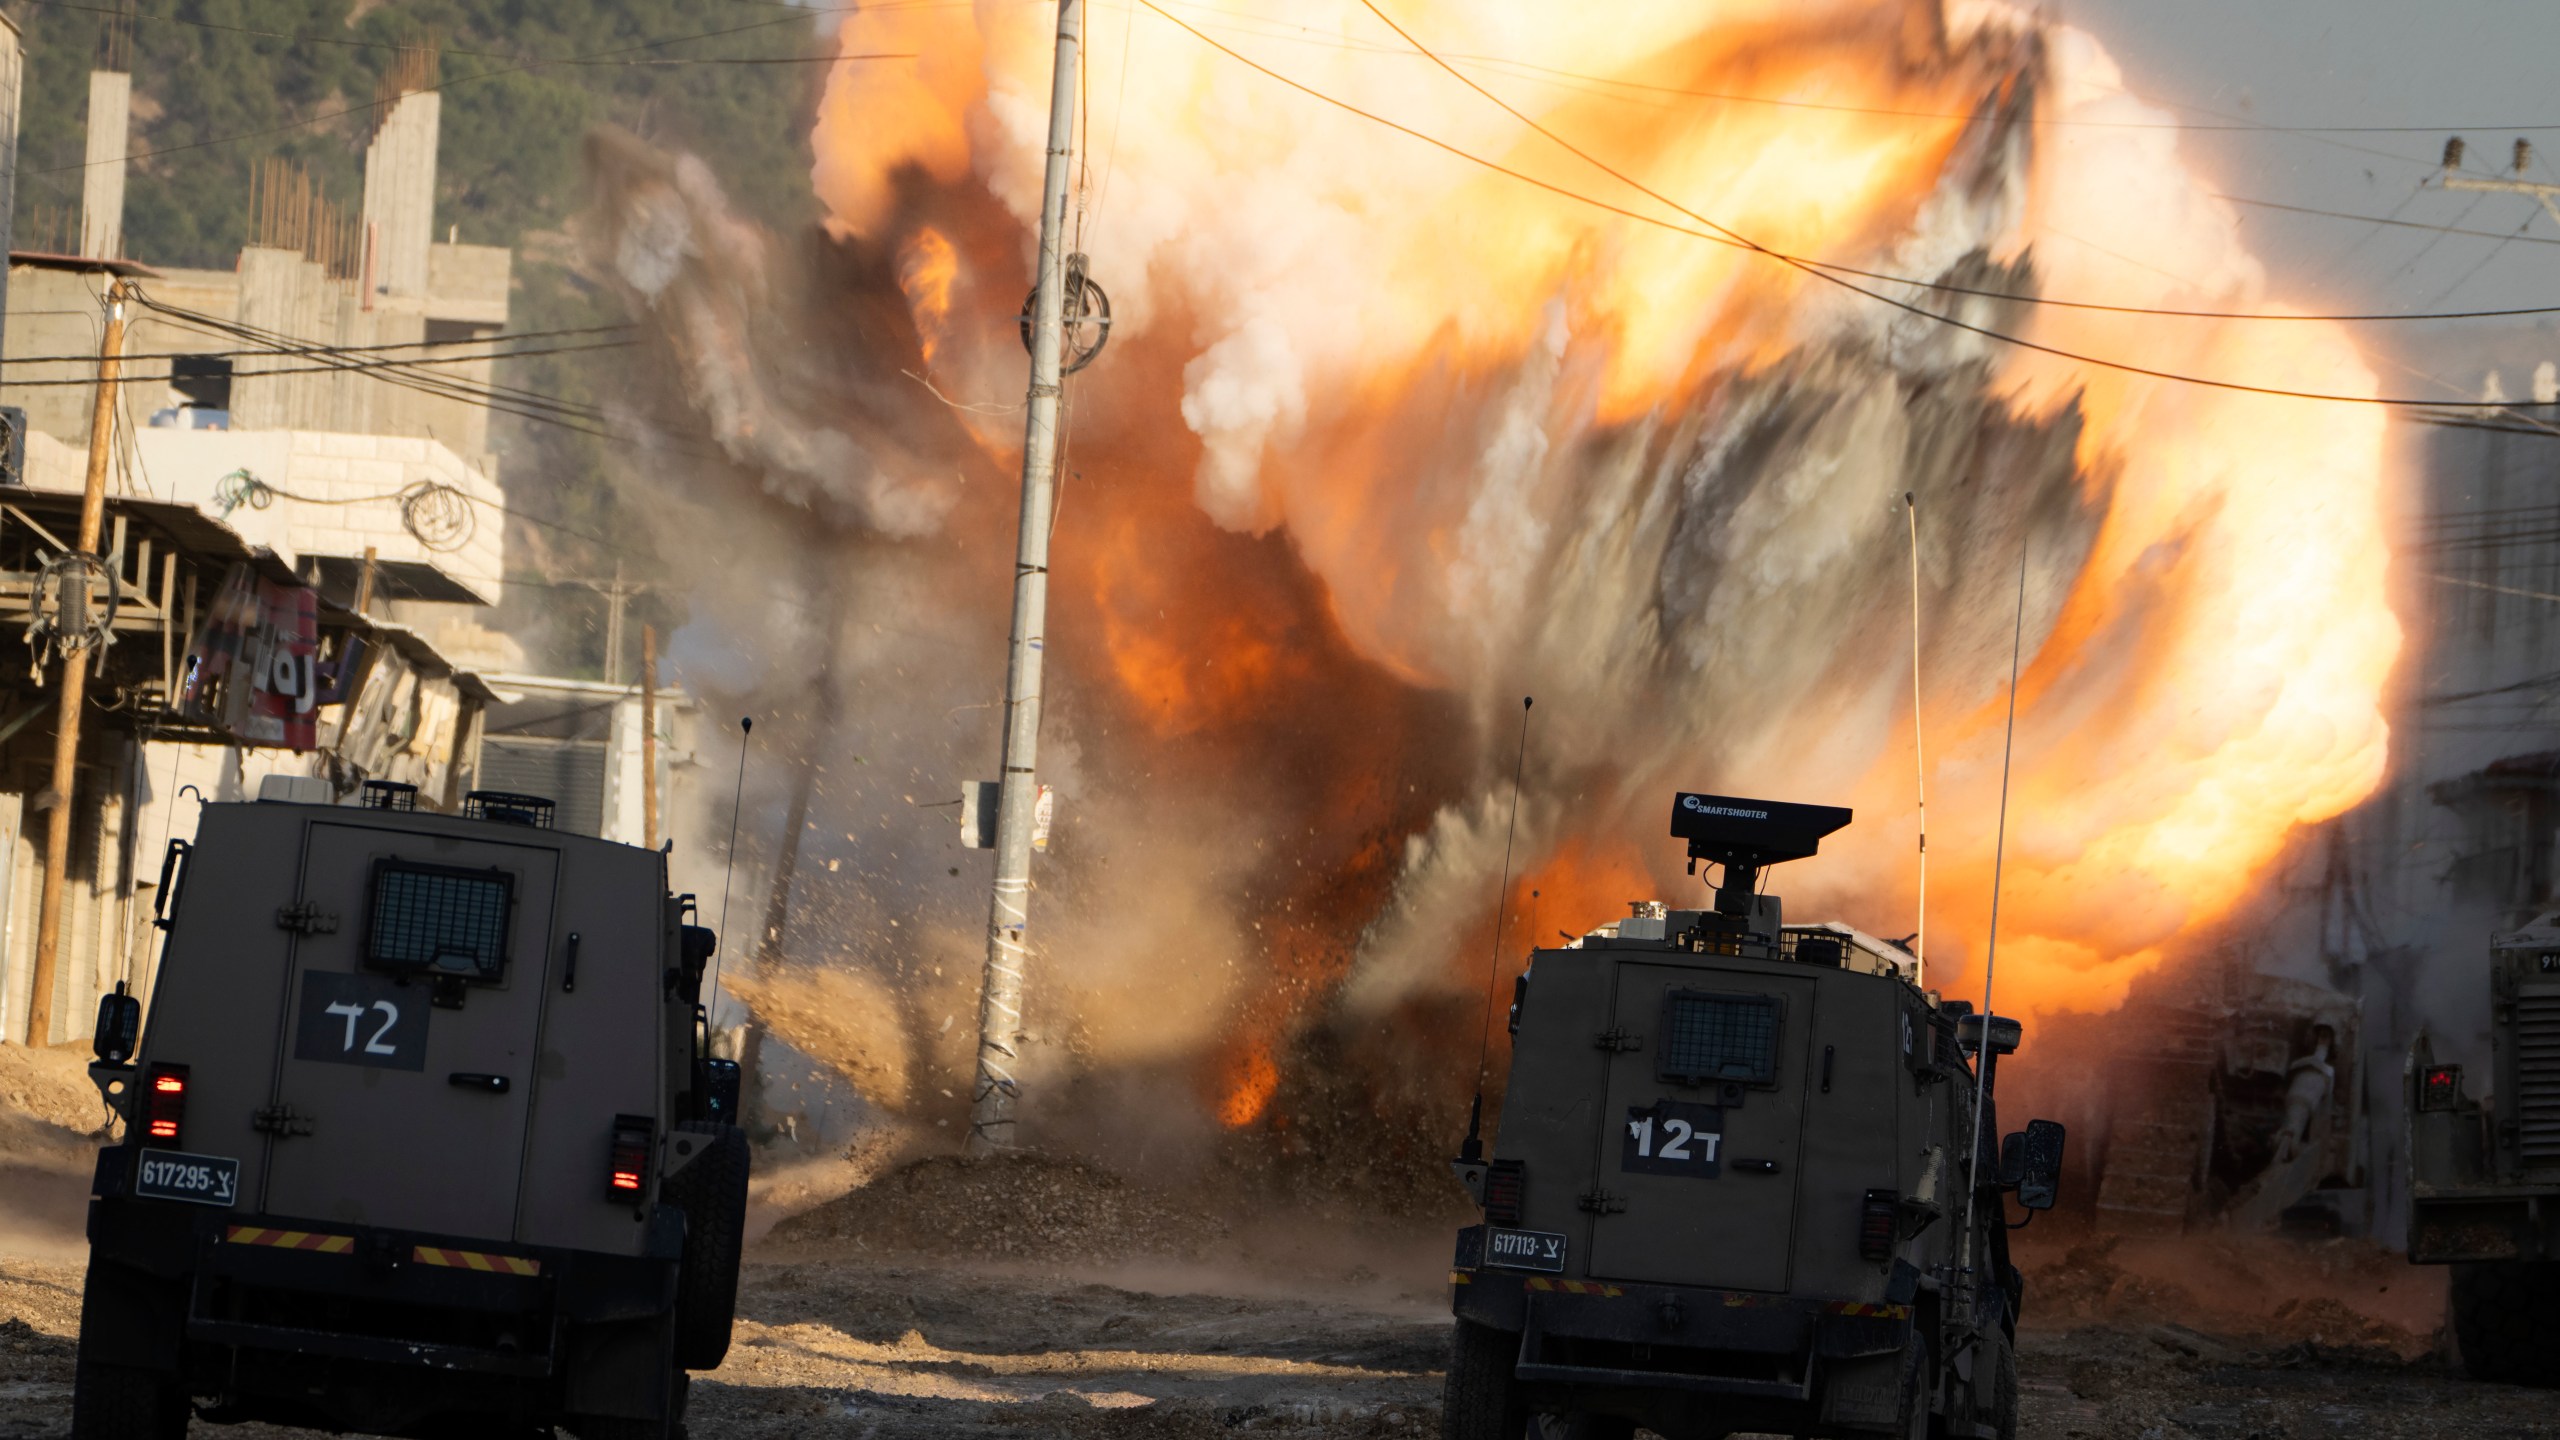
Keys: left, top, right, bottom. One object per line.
{"left": 2408, "top": 910, "right": 2560, "bottom": 1385}
{"left": 1444, "top": 794, "right": 2066, "bottom": 1440}
{"left": 73, "top": 779, "right": 747, "bottom": 1439}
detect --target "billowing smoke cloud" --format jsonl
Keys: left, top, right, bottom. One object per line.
{"left": 584, "top": 0, "right": 2399, "bottom": 1159}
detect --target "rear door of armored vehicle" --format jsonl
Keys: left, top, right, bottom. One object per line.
{"left": 1584, "top": 960, "right": 1818, "bottom": 1292}
{"left": 260, "top": 819, "right": 563, "bottom": 1238}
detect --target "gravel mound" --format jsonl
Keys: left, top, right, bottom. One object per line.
{"left": 764, "top": 1152, "right": 1227, "bottom": 1263}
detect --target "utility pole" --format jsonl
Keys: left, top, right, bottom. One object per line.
{"left": 601, "top": 558, "right": 627, "bottom": 686}
{"left": 24, "top": 277, "right": 127, "bottom": 1045}
{"left": 2438, "top": 137, "right": 2560, "bottom": 223}
{"left": 640, "top": 623, "right": 659, "bottom": 850}
{"left": 967, "top": 0, "right": 1082, "bottom": 1154}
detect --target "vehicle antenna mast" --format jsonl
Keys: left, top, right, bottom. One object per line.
{"left": 968, "top": 0, "right": 1087, "bottom": 1155}
{"left": 1906, "top": 491, "right": 1927, "bottom": 990}
{"left": 1960, "top": 549, "right": 2029, "bottom": 1280}
{"left": 1460, "top": 696, "right": 1533, "bottom": 1163}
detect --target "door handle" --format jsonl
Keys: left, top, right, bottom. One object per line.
{"left": 1730, "top": 1158, "right": 1780, "bottom": 1174}
{"left": 448, "top": 1073, "right": 510, "bottom": 1094}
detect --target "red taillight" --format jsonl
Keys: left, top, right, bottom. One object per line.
{"left": 2419, "top": 1064, "right": 2464, "bottom": 1112}
{"left": 1483, "top": 1159, "right": 1526, "bottom": 1227}
{"left": 1859, "top": 1189, "right": 1899, "bottom": 1261}
{"left": 143, "top": 1064, "right": 188, "bottom": 1147}
{"left": 606, "top": 1115, "right": 653, "bottom": 1200}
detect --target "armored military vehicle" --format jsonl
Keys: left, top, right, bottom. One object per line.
{"left": 2407, "top": 910, "right": 2560, "bottom": 1384}
{"left": 72, "top": 778, "right": 748, "bottom": 1439}
{"left": 1444, "top": 793, "right": 2066, "bottom": 1440}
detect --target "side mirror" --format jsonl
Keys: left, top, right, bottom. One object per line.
{"left": 1957, "top": 1013, "right": 2023, "bottom": 1057}
{"left": 2001, "top": 1118, "right": 2067, "bottom": 1210}
{"left": 92, "top": 985, "right": 140, "bottom": 1065}
{"left": 680, "top": 925, "right": 717, "bottom": 974}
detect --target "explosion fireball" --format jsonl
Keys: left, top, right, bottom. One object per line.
{"left": 612, "top": 0, "right": 2401, "bottom": 1140}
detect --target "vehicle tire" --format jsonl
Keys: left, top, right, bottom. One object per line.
{"left": 2449, "top": 1261, "right": 2560, "bottom": 1385}
{"left": 1894, "top": 1331, "right": 1933, "bottom": 1440}
{"left": 664, "top": 1121, "right": 749, "bottom": 1371}
{"left": 1443, "top": 1320, "right": 1529, "bottom": 1440}
{"left": 70, "top": 1356, "right": 189, "bottom": 1440}
{"left": 1544, "top": 1415, "right": 1635, "bottom": 1440}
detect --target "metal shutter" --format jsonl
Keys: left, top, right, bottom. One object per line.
{"left": 476, "top": 737, "right": 607, "bottom": 838}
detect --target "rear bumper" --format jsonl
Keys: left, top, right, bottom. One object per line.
{"left": 2410, "top": 1186, "right": 2560, "bottom": 1263}
{"left": 1448, "top": 1226, "right": 1912, "bottom": 1409}
{"left": 85, "top": 1143, "right": 685, "bottom": 1428}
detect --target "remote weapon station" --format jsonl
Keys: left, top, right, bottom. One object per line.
{"left": 1443, "top": 794, "right": 2066, "bottom": 1440}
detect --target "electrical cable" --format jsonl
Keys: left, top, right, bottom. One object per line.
{"left": 0, "top": 324, "right": 637, "bottom": 370}
{"left": 1146, "top": 1, "right": 2542, "bottom": 407}
{"left": 0, "top": 339, "right": 634, "bottom": 387}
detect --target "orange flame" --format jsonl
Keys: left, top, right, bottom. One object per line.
{"left": 1214, "top": 1040, "right": 1281, "bottom": 1128}
{"left": 895, "top": 227, "right": 959, "bottom": 366}
{"left": 808, "top": 1, "right": 2401, "bottom": 1097}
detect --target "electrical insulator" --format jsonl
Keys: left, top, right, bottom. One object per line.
{"left": 2517, "top": 138, "right": 2534, "bottom": 174}
{"left": 2444, "top": 136, "right": 2466, "bottom": 171}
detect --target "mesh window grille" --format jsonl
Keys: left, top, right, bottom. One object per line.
{"left": 1659, "top": 992, "right": 1779, "bottom": 1085}
{"left": 368, "top": 865, "right": 513, "bottom": 980}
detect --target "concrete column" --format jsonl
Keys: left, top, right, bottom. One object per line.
{"left": 0, "top": 16, "right": 25, "bottom": 380}
{"left": 360, "top": 91, "right": 439, "bottom": 299}
{"left": 233, "top": 246, "right": 304, "bottom": 430}
{"left": 79, "top": 70, "right": 128, "bottom": 261}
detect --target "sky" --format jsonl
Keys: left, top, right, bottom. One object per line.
{"left": 2069, "top": 0, "right": 2560, "bottom": 394}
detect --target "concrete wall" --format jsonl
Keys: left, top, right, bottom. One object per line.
{"left": 79, "top": 70, "right": 127, "bottom": 261}
{"left": 361, "top": 91, "right": 440, "bottom": 300}
{"left": 131, "top": 427, "right": 504, "bottom": 602}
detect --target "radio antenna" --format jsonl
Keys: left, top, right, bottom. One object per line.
{"left": 707, "top": 716, "right": 754, "bottom": 1021}
{"left": 1460, "top": 695, "right": 1533, "bottom": 1163}
{"left": 1906, "top": 492, "right": 1927, "bottom": 989}
{"left": 1961, "top": 548, "right": 2029, "bottom": 1278}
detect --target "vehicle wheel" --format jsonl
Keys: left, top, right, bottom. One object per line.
{"left": 1544, "top": 1415, "right": 1636, "bottom": 1440}
{"left": 1443, "top": 1320, "right": 1529, "bottom": 1440}
{"left": 2449, "top": 1261, "right": 2560, "bottom": 1385}
{"left": 70, "top": 1356, "right": 189, "bottom": 1439}
{"left": 664, "top": 1122, "right": 749, "bottom": 1371}
{"left": 1894, "top": 1331, "right": 1933, "bottom": 1440}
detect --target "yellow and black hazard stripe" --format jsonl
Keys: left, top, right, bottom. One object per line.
{"left": 1824, "top": 1301, "right": 1912, "bottom": 1319}
{"left": 224, "top": 1226, "right": 353, "bottom": 1254}
{"left": 1524, "top": 1277, "right": 1624, "bottom": 1297}
{"left": 411, "top": 1245, "right": 541, "bottom": 1277}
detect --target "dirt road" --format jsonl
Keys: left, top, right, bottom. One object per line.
{"left": 0, "top": 1048, "right": 2552, "bottom": 1440}
{"left": 6, "top": 1216, "right": 2560, "bottom": 1438}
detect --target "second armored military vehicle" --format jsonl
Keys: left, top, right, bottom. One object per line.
{"left": 2408, "top": 909, "right": 2560, "bottom": 1385}
{"left": 1444, "top": 793, "right": 2065, "bottom": 1440}
{"left": 72, "top": 779, "right": 747, "bottom": 1439}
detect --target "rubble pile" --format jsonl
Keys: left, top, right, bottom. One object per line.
{"left": 766, "top": 1152, "right": 1229, "bottom": 1263}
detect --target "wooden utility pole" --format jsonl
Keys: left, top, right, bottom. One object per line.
{"left": 353, "top": 543, "right": 378, "bottom": 614}
{"left": 968, "top": 0, "right": 1083, "bottom": 1153}
{"left": 24, "top": 276, "right": 127, "bottom": 1045}
{"left": 640, "top": 623, "right": 659, "bottom": 850}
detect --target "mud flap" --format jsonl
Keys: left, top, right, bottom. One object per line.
{"left": 1819, "top": 1349, "right": 1902, "bottom": 1431}
{"left": 77, "top": 1259, "right": 189, "bottom": 1373}
{"left": 563, "top": 1316, "right": 678, "bottom": 1420}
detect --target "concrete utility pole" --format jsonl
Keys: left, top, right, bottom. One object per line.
{"left": 24, "top": 277, "right": 127, "bottom": 1045}
{"left": 968, "top": 0, "right": 1083, "bottom": 1154}
{"left": 640, "top": 623, "right": 659, "bottom": 850}
{"left": 2439, "top": 138, "right": 2560, "bottom": 223}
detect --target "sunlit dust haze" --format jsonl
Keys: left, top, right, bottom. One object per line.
{"left": 603, "top": 0, "right": 2400, "bottom": 1162}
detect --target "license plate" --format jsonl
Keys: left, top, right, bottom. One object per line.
{"left": 1483, "top": 1227, "right": 1567, "bottom": 1273}
{"left": 134, "top": 1150, "right": 240, "bottom": 1207}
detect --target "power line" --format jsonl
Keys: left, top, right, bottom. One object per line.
{"left": 0, "top": 323, "right": 637, "bottom": 369}
{"left": 2224, "top": 191, "right": 2560, "bottom": 260}
{"left": 1142, "top": 1, "right": 2541, "bottom": 409}
{"left": 0, "top": 338, "right": 632, "bottom": 387}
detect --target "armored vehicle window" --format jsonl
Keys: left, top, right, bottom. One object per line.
{"left": 367, "top": 862, "right": 514, "bottom": 981}
{"left": 1658, "top": 990, "right": 1780, "bottom": 1086}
